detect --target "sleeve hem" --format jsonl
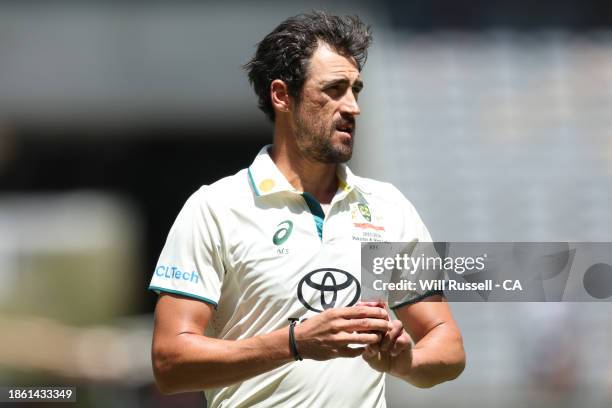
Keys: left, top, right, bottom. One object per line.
{"left": 149, "top": 285, "right": 218, "bottom": 309}
{"left": 389, "top": 290, "right": 445, "bottom": 310}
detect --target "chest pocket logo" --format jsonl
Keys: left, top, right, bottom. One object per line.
{"left": 273, "top": 220, "right": 293, "bottom": 245}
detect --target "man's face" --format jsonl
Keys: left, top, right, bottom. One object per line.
{"left": 290, "top": 42, "right": 363, "bottom": 164}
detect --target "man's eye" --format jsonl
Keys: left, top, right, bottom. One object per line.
{"left": 324, "top": 86, "right": 343, "bottom": 98}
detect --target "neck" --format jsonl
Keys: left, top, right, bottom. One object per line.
{"left": 270, "top": 127, "right": 339, "bottom": 205}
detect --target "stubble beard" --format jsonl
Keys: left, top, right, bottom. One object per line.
{"left": 292, "top": 109, "right": 354, "bottom": 164}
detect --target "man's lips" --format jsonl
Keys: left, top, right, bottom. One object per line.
{"left": 335, "top": 129, "right": 353, "bottom": 138}
{"left": 335, "top": 122, "right": 355, "bottom": 135}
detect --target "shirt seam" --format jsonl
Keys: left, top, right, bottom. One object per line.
{"left": 149, "top": 285, "right": 219, "bottom": 308}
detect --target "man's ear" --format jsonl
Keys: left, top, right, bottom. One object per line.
{"left": 270, "top": 79, "right": 290, "bottom": 114}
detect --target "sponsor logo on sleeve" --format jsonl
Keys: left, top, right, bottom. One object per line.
{"left": 155, "top": 265, "right": 199, "bottom": 284}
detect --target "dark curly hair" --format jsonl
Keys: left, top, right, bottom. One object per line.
{"left": 244, "top": 11, "right": 373, "bottom": 122}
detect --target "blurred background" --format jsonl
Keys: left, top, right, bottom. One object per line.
{"left": 1, "top": 0, "right": 611, "bottom": 407}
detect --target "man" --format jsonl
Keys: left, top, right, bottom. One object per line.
{"left": 150, "top": 11, "right": 465, "bottom": 407}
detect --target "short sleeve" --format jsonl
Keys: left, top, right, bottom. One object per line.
{"left": 149, "top": 187, "right": 225, "bottom": 307}
{"left": 388, "top": 187, "right": 444, "bottom": 309}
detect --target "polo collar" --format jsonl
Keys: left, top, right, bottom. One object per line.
{"left": 247, "top": 145, "right": 370, "bottom": 197}
{"left": 336, "top": 161, "right": 370, "bottom": 195}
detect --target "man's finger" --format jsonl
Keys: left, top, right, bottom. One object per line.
{"left": 380, "top": 320, "right": 403, "bottom": 351}
{"left": 333, "top": 332, "right": 382, "bottom": 345}
{"left": 362, "top": 346, "right": 378, "bottom": 359}
{"left": 368, "top": 342, "right": 380, "bottom": 353}
{"left": 340, "top": 317, "right": 392, "bottom": 334}
{"left": 337, "top": 306, "right": 389, "bottom": 320}
{"left": 356, "top": 301, "right": 386, "bottom": 309}
{"left": 390, "top": 333, "right": 412, "bottom": 357}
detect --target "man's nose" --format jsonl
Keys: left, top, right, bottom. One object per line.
{"left": 341, "top": 89, "right": 361, "bottom": 116}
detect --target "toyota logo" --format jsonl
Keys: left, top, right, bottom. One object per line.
{"left": 297, "top": 268, "right": 361, "bottom": 312}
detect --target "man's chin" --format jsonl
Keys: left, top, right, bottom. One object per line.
{"left": 336, "top": 142, "right": 354, "bottom": 162}
{"left": 337, "top": 150, "right": 353, "bottom": 163}
{"left": 321, "top": 148, "right": 352, "bottom": 164}
{"left": 299, "top": 138, "right": 353, "bottom": 164}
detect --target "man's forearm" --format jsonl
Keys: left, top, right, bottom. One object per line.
{"left": 391, "top": 322, "right": 465, "bottom": 388}
{"left": 153, "top": 327, "right": 293, "bottom": 393}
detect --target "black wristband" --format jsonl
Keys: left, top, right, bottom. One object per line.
{"left": 288, "top": 320, "right": 303, "bottom": 361}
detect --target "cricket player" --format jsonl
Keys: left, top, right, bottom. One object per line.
{"left": 150, "top": 11, "right": 465, "bottom": 407}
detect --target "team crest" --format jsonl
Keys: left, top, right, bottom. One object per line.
{"left": 357, "top": 203, "right": 371, "bottom": 222}
{"left": 351, "top": 202, "right": 385, "bottom": 242}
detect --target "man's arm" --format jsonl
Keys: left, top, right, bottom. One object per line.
{"left": 362, "top": 297, "right": 465, "bottom": 388}
{"left": 394, "top": 296, "right": 465, "bottom": 387}
{"left": 152, "top": 293, "right": 392, "bottom": 393}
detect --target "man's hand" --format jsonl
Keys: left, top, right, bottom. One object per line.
{"left": 362, "top": 319, "right": 413, "bottom": 376}
{"left": 294, "top": 305, "right": 393, "bottom": 360}
{"left": 357, "top": 302, "right": 414, "bottom": 376}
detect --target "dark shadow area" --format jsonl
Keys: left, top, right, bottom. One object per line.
{"left": 382, "top": 0, "right": 612, "bottom": 30}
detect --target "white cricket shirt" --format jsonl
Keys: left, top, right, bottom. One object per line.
{"left": 150, "top": 145, "right": 436, "bottom": 407}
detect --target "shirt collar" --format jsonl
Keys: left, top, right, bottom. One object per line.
{"left": 247, "top": 144, "right": 370, "bottom": 197}
{"left": 336, "top": 161, "right": 370, "bottom": 196}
